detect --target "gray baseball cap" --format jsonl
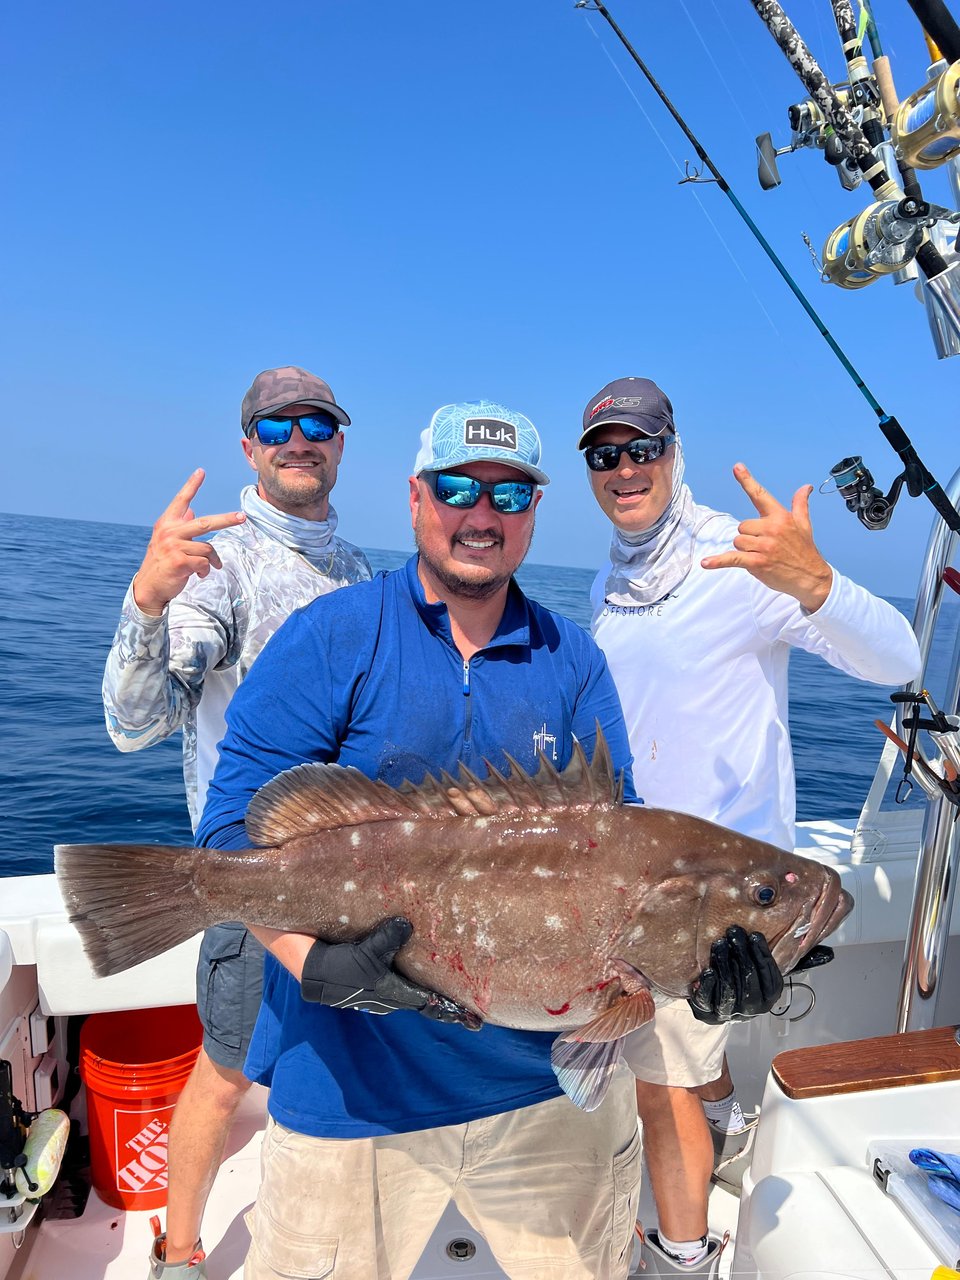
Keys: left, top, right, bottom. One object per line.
{"left": 414, "top": 400, "right": 550, "bottom": 485}
{"left": 579, "top": 377, "right": 675, "bottom": 448}
{"left": 241, "top": 366, "right": 350, "bottom": 436}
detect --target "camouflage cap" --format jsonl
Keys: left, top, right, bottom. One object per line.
{"left": 241, "top": 366, "right": 351, "bottom": 435}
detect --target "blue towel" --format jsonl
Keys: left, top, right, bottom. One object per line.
{"left": 908, "top": 1148, "right": 960, "bottom": 1213}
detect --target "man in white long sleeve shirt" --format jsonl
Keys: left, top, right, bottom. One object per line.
{"left": 580, "top": 377, "right": 921, "bottom": 1277}
{"left": 102, "top": 366, "right": 371, "bottom": 1278}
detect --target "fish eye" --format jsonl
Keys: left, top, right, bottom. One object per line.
{"left": 753, "top": 884, "right": 777, "bottom": 906}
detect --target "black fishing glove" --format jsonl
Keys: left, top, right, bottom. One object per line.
{"left": 300, "top": 916, "right": 481, "bottom": 1030}
{"left": 790, "top": 944, "right": 834, "bottom": 974}
{"left": 689, "top": 925, "right": 784, "bottom": 1024}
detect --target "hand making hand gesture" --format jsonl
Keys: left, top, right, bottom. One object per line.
{"left": 132, "top": 469, "right": 246, "bottom": 616}
{"left": 700, "top": 462, "right": 833, "bottom": 613}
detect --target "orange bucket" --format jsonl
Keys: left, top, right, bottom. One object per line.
{"left": 80, "top": 1004, "right": 202, "bottom": 1210}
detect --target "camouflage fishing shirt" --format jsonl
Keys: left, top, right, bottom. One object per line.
{"left": 102, "top": 495, "right": 372, "bottom": 829}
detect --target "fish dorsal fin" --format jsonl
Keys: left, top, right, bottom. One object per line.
{"left": 245, "top": 763, "right": 419, "bottom": 845}
{"left": 244, "top": 727, "right": 623, "bottom": 845}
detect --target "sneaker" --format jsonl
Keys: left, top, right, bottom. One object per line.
{"left": 148, "top": 1216, "right": 207, "bottom": 1278}
{"left": 709, "top": 1112, "right": 759, "bottom": 1195}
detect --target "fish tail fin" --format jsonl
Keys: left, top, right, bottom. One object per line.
{"left": 55, "top": 843, "right": 210, "bottom": 978}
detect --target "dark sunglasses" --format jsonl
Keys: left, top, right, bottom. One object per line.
{"left": 584, "top": 433, "right": 676, "bottom": 472}
{"left": 426, "top": 470, "right": 535, "bottom": 514}
{"left": 250, "top": 413, "right": 339, "bottom": 446}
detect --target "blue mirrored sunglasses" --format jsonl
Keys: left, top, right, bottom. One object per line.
{"left": 251, "top": 413, "right": 339, "bottom": 446}
{"left": 584, "top": 432, "right": 676, "bottom": 472}
{"left": 426, "top": 470, "right": 535, "bottom": 514}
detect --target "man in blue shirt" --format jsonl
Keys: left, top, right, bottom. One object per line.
{"left": 198, "top": 401, "right": 643, "bottom": 1279}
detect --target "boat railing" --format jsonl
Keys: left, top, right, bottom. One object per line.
{"left": 895, "top": 463, "right": 960, "bottom": 1032}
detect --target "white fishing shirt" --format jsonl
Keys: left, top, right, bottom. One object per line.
{"left": 592, "top": 509, "right": 921, "bottom": 851}
{"left": 102, "top": 504, "right": 371, "bottom": 830}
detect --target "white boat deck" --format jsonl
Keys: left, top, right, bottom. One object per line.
{"left": 5, "top": 1083, "right": 742, "bottom": 1280}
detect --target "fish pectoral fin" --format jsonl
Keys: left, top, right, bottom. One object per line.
{"left": 550, "top": 1036, "right": 622, "bottom": 1112}
{"left": 557, "top": 989, "right": 656, "bottom": 1046}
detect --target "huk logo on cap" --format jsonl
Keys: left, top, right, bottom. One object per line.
{"left": 463, "top": 417, "right": 518, "bottom": 452}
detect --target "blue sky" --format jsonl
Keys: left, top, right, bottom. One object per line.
{"left": 3, "top": 0, "right": 957, "bottom": 596}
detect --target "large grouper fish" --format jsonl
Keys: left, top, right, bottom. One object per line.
{"left": 55, "top": 731, "right": 852, "bottom": 1110}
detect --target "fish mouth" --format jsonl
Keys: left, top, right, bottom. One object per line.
{"left": 773, "top": 877, "right": 854, "bottom": 974}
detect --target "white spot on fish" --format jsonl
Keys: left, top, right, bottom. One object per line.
{"left": 675, "top": 930, "right": 691, "bottom": 945}
{"left": 673, "top": 859, "right": 688, "bottom": 872}
{"left": 350, "top": 832, "right": 361, "bottom": 848}
{"left": 462, "top": 868, "right": 480, "bottom": 881}
{"left": 650, "top": 838, "right": 660, "bottom": 848}
{"left": 339, "top": 915, "right": 349, "bottom": 925}
{"left": 276, "top": 894, "right": 286, "bottom": 903}
{"left": 544, "top": 915, "right": 562, "bottom": 930}
{"left": 533, "top": 866, "right": 554, "bottom": 878}
{"left": 726, "top": 886, "right": 739, "bottom": 899}
{"left": 343, "top": 880, "right": 356, "bottom": 892}
{"left": 402, "top": 822, "right": 415, "bottom": 836}
{"left": 720, "top": 842, "right": 728, "bottom": 850}
{"left": 475, "top": 817, "right": 489, "bottom": 829}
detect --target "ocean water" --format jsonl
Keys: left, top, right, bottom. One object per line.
{"left": 1, "top": 510, "right": 956, "bottom": 877}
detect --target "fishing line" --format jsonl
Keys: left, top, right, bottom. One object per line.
{"left": 676, "top": 0, "right": 757, "bottom": 138}
{"left": 583, "top": 14, "right": 783, "bottom": 335}
{"left": 576, "top": 0, "right": 960, "bottom": 534}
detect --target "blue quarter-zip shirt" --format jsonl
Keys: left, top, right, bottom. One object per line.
{"left": 198, "top": 555, "right": 636, "bottom": 1137}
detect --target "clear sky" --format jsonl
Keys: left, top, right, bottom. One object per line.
{"left": 4, "top": 0, "right": 957, "bottom": 596}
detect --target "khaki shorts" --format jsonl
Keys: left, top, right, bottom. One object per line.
{"left": 620, "top": 998, "right": 728, "bottom": 1088}
{"left": 244, "top": 1073, "right": 641, "bottom": 1280}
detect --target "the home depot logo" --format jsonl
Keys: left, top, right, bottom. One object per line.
{"left": 463, "top": 417, "right": 518, "bottom": 452}
{"left": 114, "top": 1108, "right": 174, "bottom": 1194}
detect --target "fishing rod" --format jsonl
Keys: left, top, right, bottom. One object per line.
{"left": 750, "top": 2, "right": 959, "bottom": 290}
{"left": 904, "top": 0, "right": 960, "bottom": 62}
{"left": 829, "top": 0, "right": 923, "bottom": 201}
{"left": 576, "top": 0, "right": 960, "bottom": 535}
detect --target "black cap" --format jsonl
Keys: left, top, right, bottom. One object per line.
{"left": 579, "top": 377, "right": 675, "bottom": 448}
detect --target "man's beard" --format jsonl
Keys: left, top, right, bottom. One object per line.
{"left": 414, "top": 523, "right": 530, "bottom": 601}
{"left": 260, "top": 462, "right": 330, "bottom": 511}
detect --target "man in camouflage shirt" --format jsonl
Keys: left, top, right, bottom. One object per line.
{"left": 102, "top": 366, "right": 371, "bottom": 1278}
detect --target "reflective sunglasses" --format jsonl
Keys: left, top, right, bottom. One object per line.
{"left": 426, "top": 470, "right": 535, "bottom": 514}
{"left": 584, "top": 432, "right": 676, "bottom": 472}
{"left": 250, "top": 412, "right": 339, "bottom": 446}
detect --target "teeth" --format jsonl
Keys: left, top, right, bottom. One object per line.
{"left": 461, "top": 539, "right": 496, "bottom": 549}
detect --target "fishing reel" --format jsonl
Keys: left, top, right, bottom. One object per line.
{"left": 827, "top": 455, "right": 924, "bottom": 530}
{"left": 821, "top": 197, "right": 954, "bottom": 289}
{"left": 756, "top": 89, "right": 862, "bottom": 192}
{"left": 893, "top": 60, "right": 960, "bottom": 170}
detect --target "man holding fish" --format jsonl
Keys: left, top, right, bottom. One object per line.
{"left": 579, "top": 376, "right": 921, "bottom": 1276}
{"left": 186, "top": 401, "right": 649, "bottom": 1278}
{"left": 102, "top": 366, "right": 372, "bottom": 1278}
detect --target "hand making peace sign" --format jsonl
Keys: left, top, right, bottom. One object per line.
{"left": 700, "top": 463, "right": 833, "bottom": 613}
{"left": 132, "top": 469, "right": 246, "bottom": 616}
